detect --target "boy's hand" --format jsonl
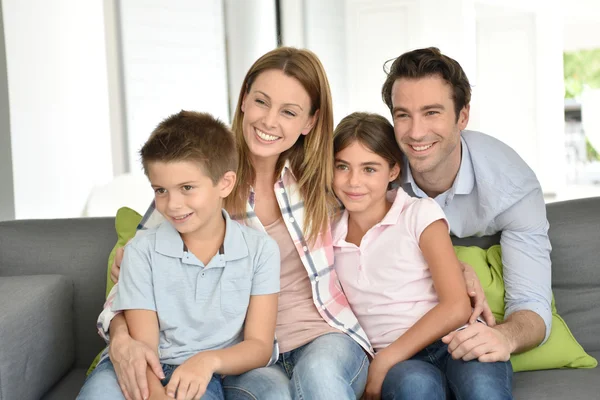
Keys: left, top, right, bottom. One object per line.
{"left": 361, "top": 354, "right": 392, "bottom": 400}
{"left": 166, "top": 352, "right": 220, "bottom": 400}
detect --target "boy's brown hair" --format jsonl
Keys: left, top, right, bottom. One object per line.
{"left": 140, "top": 110, "right": 237, "bottom": 184}
{"left": 381, "top": 47, "right": 471, "bottom": 121}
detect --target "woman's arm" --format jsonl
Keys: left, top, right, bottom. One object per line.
{"left": 124, "top": 310, "right": 164, "bottom": 400}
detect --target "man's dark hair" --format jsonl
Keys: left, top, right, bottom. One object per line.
{"left": 381, "top": 47, "right": 471, "bottom": 121}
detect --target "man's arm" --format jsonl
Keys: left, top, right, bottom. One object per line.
{"left": 497, "top": 187, "right": 552, "bottom": 349}
{"left": 443, "top": 188, "right": 552, "bottom": 361}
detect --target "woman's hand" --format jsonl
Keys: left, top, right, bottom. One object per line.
{"left": 109, "top": 331, "right": 164, "bottom": 400}
{"left": 110, "top": 246, "right": 125, "bottom": 283}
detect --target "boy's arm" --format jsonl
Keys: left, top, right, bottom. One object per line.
{"left": 125, "top": 310, "right": 164, "bottom": 399}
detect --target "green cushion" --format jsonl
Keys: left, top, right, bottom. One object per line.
{"left": 455, "top": 245, "right": 598, "bottom": 372}
{"left": 105, "top": 207, "right": 143, "bottom": 297}
{"left": 87, "top": 207, "right": 143, "bottom": 375}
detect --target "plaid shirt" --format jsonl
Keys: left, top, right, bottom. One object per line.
{"left": 97, "top": 162, "right": 374, "bottom": 361}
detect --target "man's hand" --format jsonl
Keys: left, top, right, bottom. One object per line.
{"left": 442, "top": 323, "right": 513, "bottom": 363}
{"left": 361, "top": 354, "right": 392, "bottom": 400}
{"left": 109, "top": 333, "right": 164, "bottom": 400}
{"left": 111, "top": 246, "right": 125, "bottom": 283}
{"left": 461, "top": 261, "right": 495, "bottom": 326}
{"left": 166, "top": 352, "right": 219, "bottom": 400}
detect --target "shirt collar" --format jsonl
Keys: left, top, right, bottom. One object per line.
{"left": 400, "top": 136, "right": 475, "bottom": 200}
{"left": 331, "top": 189, "right": 410, "bottom": 244}
{"left": 155, "top": 209, "right": 248, "bottom": 262}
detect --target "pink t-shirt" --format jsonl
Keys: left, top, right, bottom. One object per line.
{"left": 332, "top": 189, "right": 448, "bottom": 351}
{"left": 265, "top": 217, "right": 338, "bottom": 353}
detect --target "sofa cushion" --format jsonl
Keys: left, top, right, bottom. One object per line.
{"left": 545, "top": 197, "right": 600, "bottom": 354}
{"left": 87, "top": 207, "right": 144, "bottom": 375}
{"left": 512, "top": 351, "right": 600, "bottom": 399}
{"left": 105, "top": 207, "right": 143, "bottom": 297}
{"left": 455, "top": 245, "right": 597, "bottom": 372}
{"left": 41, "top": 368, "right": 87, "bottom": 400}
{"left": 0, "top": 217, "right": 115, "bottom": 368}
{"left": 0, "top": 275, "right": 74, "bottom": 400}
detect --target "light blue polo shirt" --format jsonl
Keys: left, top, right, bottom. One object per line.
{"left": 112, "top": 209, "right": 280, "bottom": 365}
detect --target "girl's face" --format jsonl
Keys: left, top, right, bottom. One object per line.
{"left": 333, "top": 141, "right": 400, "bottom": 217}
{"left": 241, "top": 69, "right": 317, "bottom": 164}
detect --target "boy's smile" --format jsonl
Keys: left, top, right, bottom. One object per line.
{"left": 147, "top": 160, "right": 226, "bottom": 241}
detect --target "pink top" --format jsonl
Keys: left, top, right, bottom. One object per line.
{"left": 332, "top": 189, "right": 448, "bottom": 351}
{"left": 265, "top": 217, "right": 337, "bottom": 353}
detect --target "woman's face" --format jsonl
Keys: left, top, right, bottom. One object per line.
{"left": 241, "top": 69, "right": 317, "bottom": 164}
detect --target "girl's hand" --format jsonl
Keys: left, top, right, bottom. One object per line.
{"left": 165, "top": 352, "right": 220, "bottom": 400}
{"left": 361, "top": 354, "right": 393, "bottom": 400}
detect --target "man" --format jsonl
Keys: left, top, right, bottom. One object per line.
{"left": 381, "top": 46, "right": 552, "bottom": 371}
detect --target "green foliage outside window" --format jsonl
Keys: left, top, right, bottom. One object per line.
{"left": 564, "top": 49, "right": 600, "bottom": 161}
{"left": 564, "top": 49, "right": 600, "bottom": 98}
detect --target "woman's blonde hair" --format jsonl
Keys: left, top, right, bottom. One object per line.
{"left": 224, "top": 47, "right": 336, "bottom": 244}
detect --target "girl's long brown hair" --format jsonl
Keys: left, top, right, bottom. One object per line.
{"left": 224, "top": 47, "right": 337, "bottom": 244}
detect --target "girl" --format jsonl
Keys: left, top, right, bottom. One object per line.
{"left": 331, "top": 112, "right": 513, "bottom": 400}
{"left": 97, "top": 48, "right": 372, "bottom": 400}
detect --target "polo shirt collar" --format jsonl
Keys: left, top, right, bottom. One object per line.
{"left": 400, "top": 135, "right": 474, "bottom": 199}
{"left": 331, "top": 189, "right": 410, "bottom": 244}
{"left": 380, "top": 189, "right": 411, "bottom": 225}
{"left": 154, "top": 209, "right": 248, "bottom": 262}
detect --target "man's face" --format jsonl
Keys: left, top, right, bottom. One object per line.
{"left": 390, "top": 75, "right": 469, "bottom": 177}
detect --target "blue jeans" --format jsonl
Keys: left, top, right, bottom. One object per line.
{"left": 77, "top": 357, "right": 224, "bottom": 400}
{"left": 381, "top": 340, "right": 513, "bottom": 400}
{"left": 223, "top": 332, "right": 369, "bottom": 400}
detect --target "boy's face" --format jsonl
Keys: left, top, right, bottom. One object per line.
{"left": 147, "top": 161, "right": 234, "bottom": 239}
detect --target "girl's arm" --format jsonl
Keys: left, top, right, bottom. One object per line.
{"left": 376, "top": 219, "right": 472, "bottom": 367}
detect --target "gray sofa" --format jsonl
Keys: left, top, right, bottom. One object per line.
{"left": 0, "top": 197, "right": 598, "bottom": 399}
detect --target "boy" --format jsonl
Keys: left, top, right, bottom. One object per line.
{"left": 78, "top": 111, "right": 280, "bottom": 400}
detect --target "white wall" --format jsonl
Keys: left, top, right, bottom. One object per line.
{"left": 563, "top": 0, "right": 600, "bottom": 51}
{"left": 3, "top": 0, "right": 113, "bottom": 219}
{"left": 0, "top": 0, "right": 14, "bottom": 221}
{"left": 303, "top": 0, "right": 349, "bottom": 126}
{"left": 118, "top": 0, "right": 230, "bottom": 173}
{"left": 296, "top": 0, "right": 566, "bottom": 194}
{"left": 224, "top": 0, "right": 278, "bottom": 117}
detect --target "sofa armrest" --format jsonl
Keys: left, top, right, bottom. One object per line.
{"left": 0, "top": 275, "right": 74, "bottom": 400}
